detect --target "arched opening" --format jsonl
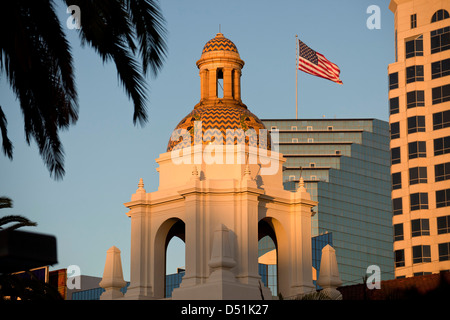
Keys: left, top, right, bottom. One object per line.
{"left": 161, "top": 219, "right": 185, "bottom": 298}
{"left": 258, "top": 219, "right": 278, "bottom": 297}
{"left": 217, "top": 68, "right": 224, "bottom": 98}
{"left": 431, "top": 9, "right": 449, "bottom": 23}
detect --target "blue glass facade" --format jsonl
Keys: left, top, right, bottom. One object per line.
{"left": 165, "top": 270, "right": 185, "bottom": 298}
{"left": 263, "top": 119, "right": 394, "bottom": 286}
{"left": 72, "top": 282, "right": 129, "bottom": 300}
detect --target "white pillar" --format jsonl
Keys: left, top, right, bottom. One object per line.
{"left": 99, "top": 246, "right": 127, "bottom": 300}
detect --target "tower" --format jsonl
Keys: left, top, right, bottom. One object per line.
{"left": 107, "top": 33, "right": 317, "bottom": 300}
{"left": 388, "top": 0, "right": 450, "bottom": 278}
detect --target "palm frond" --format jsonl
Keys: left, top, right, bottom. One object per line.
{"left": 0, "top": 106, "right": 13, "bottom": 159}
{"left": 0, "top": 0, "right": 78, "bottom": 180}
{"left": 0, "top": 215, "right": 37, "bottom": 230}
{"left": 66, "top": 0, "right": 167, "bottom": 125}
{"left": 0, "top": 197, "right": 13, "bottom": 209}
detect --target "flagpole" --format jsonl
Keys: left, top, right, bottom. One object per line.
{"left": 295, "top": 34, "right": 298, "bottom": 119}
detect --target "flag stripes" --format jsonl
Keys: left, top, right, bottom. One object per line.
{"left": 298, "top": 39, "right": 343, "bottom": 85}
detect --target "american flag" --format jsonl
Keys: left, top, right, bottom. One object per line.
{"left": 297, "top": 39, "right": 343, "bottom": 84}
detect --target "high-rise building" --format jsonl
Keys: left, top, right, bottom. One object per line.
{"left": 262, "top": 118, "right": 394, "bottom": 285}
{"left": 388, "top": 0, "right": 450, "bottom": 278}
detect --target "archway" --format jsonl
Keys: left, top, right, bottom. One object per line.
{"left": 153, "top": 218, "right": 185, "bottom": 298}
{"left": 258, "top": 219, "right": 278, "bottom": 297}
{"left": 165, "top": 219, "right": 185, "bottom": 298}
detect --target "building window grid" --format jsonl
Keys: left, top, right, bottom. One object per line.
{"left": 408, "top": 141, "right": 426, "bottom": 159}
{"left": 435, "top": 162, "right": 450, "bottom": 182}
{"left": 391, "top": 122, "right": 400, "bottom": 139}
{"left": 393, "top": 198, "right": 403, "bottom": 215}
{"left": 438, "top": 243, "right": 450, "bottom": 262}
{"left": 434, "top": 136, "right": 450, "bottom": 156}
{"left": 409, "top": 166, "right": 427, "bottom": 185}
{"left": 406, "top": 90, "right": 425, "bottom": 109}
{"left": 431, "top": 26, "right": 450, "bottom": 54}
{"left": 390, "top": 97, "right": 400, "bottom": 114}
{"left": 432, "top": 84, "right": 450, "bottom": 104}
{"left": 410, "top": 192, "right": 428, "bottom": 211}
{"left": 405, "top": 35, "right": 423, "bottom": 58}
{"left": 437, "top": 216, "right": 450, "bottom": 234}
{"left": 407, "top": 116, "right": 426, "bottom": 134}
{"left": 411, "top": 219, "right": 430, "bottom": 237}
{"left": 395, "top": 249, "right": 405, "bottom": 267}
{"left": 389, "top": 72, "right": 399, "bottom": 90}
{"left": 436, "top": 188, "right": 450, "bottom": 208}
{"left": 432, "top": 58, "right": 450, "bottom": 79}
{"left": 406, "top": 65, "right": 424, "bottom": 83}
{"left": 392, "top": 172, "right": 402, "bottom": 190}
{"left": 394, "top": 223, "right": 404, "bottom": 241}
{"left": 391, "top": 147, "right": 401, "bottom": 165}
{"left": 411, "top": 13, "right": 417, "bottom": 29}
{"left": 412, "top": 245, "right": 431, "bottom": 264}
{"left": 433, "top": 110, "right": 450, "bottom": 130}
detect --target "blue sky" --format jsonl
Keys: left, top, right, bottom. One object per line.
{"left": 0, "top": 0, "right": 394, "bottom": 279}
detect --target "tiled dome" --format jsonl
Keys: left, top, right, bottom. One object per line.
{"left": 167, "top": 105, "right": 270, "bottom": 152}
{"left": 202, "top": 33, "right": 239, "bottom": 54}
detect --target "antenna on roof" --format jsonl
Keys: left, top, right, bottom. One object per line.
{"left": 219, "top": 24, "right": 221, "bottom": 33}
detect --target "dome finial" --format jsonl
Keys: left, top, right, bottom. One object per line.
{"left": 137, "top": 178, "right": 146, "bottom": 193}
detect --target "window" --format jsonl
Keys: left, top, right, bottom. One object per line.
{"left": 406, "top": 65, "right": 424, "bottom": 83}
{"left": 335, "top": 150, "right": 341, "bottom": 155}
{"left": 307, "top": 126, "right": 313, "bottom": 131}
{"left": 390, "top": 97, "right": 400, "bottom": 114}
{"left": 407, "top": 116, "right": 425, "bottom": 134}
{"left": 410, "top": 192, "right": 428, "bottom": 211}
{"left": 389, "top": 72, "right": 399, "bottom": 90}
{"left": 432, "top": 84, "right": 450, "bottom": 104}
{"left": 291, "top": 126, "right": 297, "bottom": 131}
{"left": 391, "top": 147, "right": 401, "bottom": 165}
{"left": 406, "top": 91, "right": 424, "bottom": 109}
{"left": 307, "top": 138, "right": 314, "bottom": 143}
{"left": 411, "top": 219, "right": 430, "bottom": 237}
{"left": 412, "top": 245, "right": 431, "bottom": 264}
{"left": 310, "top": 175, "right": 317, "bottom": 181}
{"left": 395, "top": 249, "right": 405, "bottom": 267}
{"left": 411, "top": 13, "right": 417, "bottom": 28}
{"left": 394, "top": 224, "right": 404, "bottom": 241}
{"left": 432, "top": 58, "right": 450, "bottom": 79}
{"left": 408, "top": 141, "right": 426, "bottom": 159}
{"left": 439, "top": 243, "right": 450, "bottom": 261}
{"left": 391, "top": 122, "right": 400, "bottom": 139}
{"left": 271, "top": 126, "right": 278, "bottom": 131}
{"left": 327, "top": 126, "right": 333, "bottom": 131}
{"left": 431, "top": 9, "right": 450, "bottom": 23}
{"left": 435, "top": 162, "right": 450, "bottom": 182}
{"left": 392, "top": 172, "right": 402, "bottom": 190}
{"left": 405, "top": 35, "right": 423, "bottom": 58}
{"left": 292, "top": 138, "right": 298, "bottom": 143}
{"left": 431, "top": 27, "right": 450, "bottom": 54}
{"left": 433, "top": 110, "right": 450, "bottom": 130}
{"left": 409, "top": 167, "right": 427, "bottom": 185}
{"left": 310, "top": 163, "right": 315, "bottom": 168}
{"left": 434, "top": 136, "right": 450, "bottom": 156}
{"left": 289, "top": 175, "right": 296, "bottom": 181}
{"left": 436, "top": 188, "right": 450, "bottom": 208}
{"left": 437, "top": 216, "right": 450, "bottom": 234}
{"left": 393, "top": 198, "right": 403, "bottom": 215}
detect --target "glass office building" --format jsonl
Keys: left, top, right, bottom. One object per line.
{"left": 262, "top": 118, "right": 394, "bottom": 286}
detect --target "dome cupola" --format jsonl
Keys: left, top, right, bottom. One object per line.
{"left": 167, "top": 33, "right": 270, "bottom": 152}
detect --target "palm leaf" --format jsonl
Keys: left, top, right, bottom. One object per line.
{"left": 0, "top": 215, "right": 37, "bottom": 230}
{"left": 0, "top": 197, "right": 13, "bottom": 209}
